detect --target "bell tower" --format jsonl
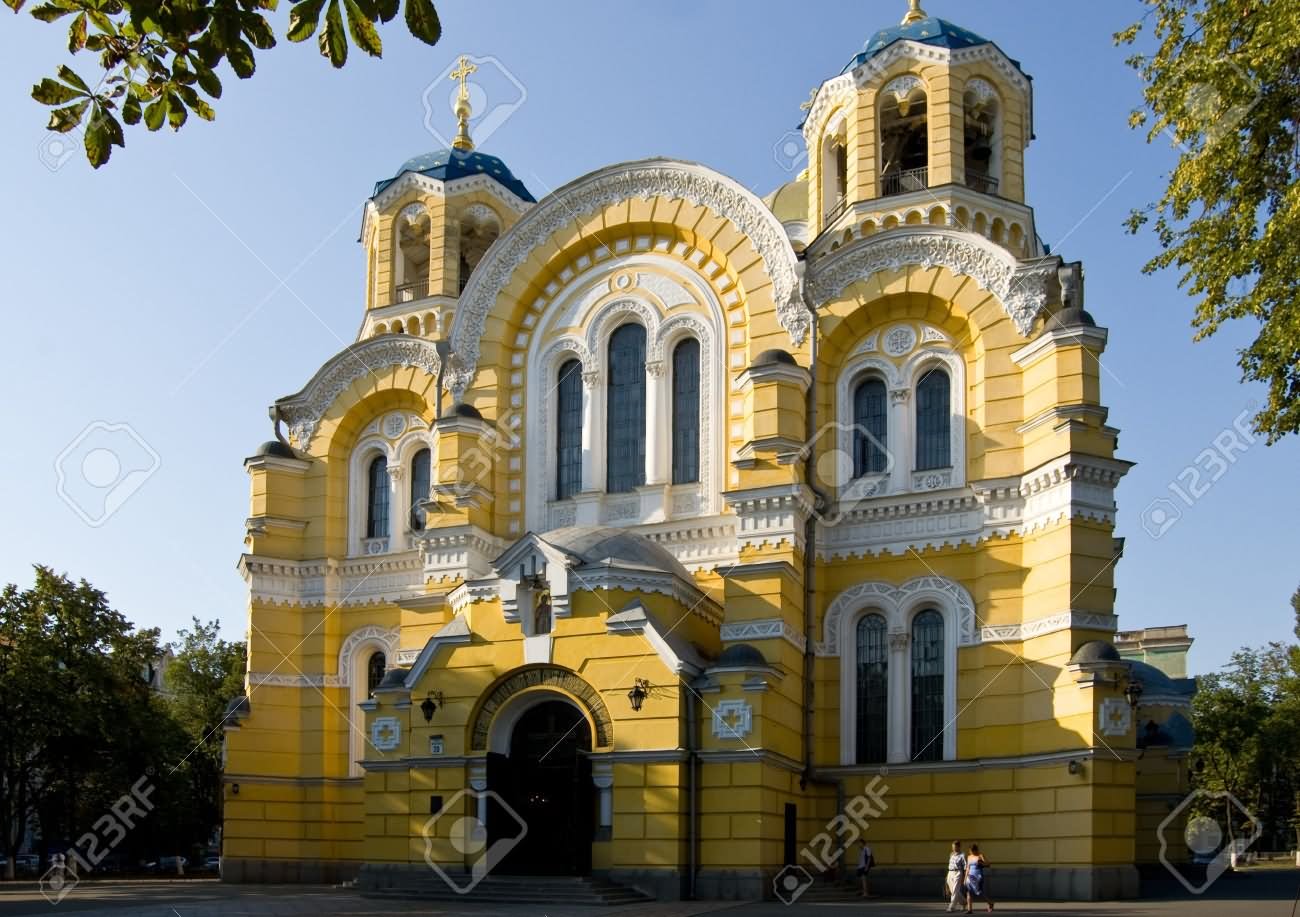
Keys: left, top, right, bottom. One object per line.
{"left": 801, "top": 2, "right": 1036, "bottom": 257}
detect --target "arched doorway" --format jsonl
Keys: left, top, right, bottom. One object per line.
{"left": 487, "top": 699, "right": 594, "bottom": 875}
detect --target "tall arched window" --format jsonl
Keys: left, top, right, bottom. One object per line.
{"left": 606, "top": 324, "right": 646, "bottom": 493}
{"left": 910, "top": 609, "right": 945, "bottom": 761}
{"left": 409, "top": 448, "right": 431, "bottom": 531}
{"left": 671, "top": 338, "right": 700, "bottom": 485}
{"left": 366, "top": 456, "right": 390, "bottom": 538}
{"left": 964, "top": 82, "right": 999, "bottom": 195}
{"left": 880, "top": 78, "right": 928, "bottom": 196}
{"left": 915, "top": 368, "right": 951, "bottom": 470}
{"left": 366, "top": 651, "right": 386, "bottom": 697}
{"left": 852, "top": 378, "right": 888, "bottom": 477}
{"left": 855, "top": 613, "right": 888, "bottom": 764}
{"left": 555, "top": 359, "right": 584, "bottom": 500}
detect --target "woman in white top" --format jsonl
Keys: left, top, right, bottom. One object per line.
{"left": 945, "top": 841, "right": 966, "bottom": 912}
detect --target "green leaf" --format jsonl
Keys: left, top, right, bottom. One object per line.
{"left": 319, "top": 0, "right": 346, "bottom": 67}
{"left": 372, "top": 0, "right": 395, "bottom": 22}
{"left": 83, "top": 105, "right": 123, "bottom": 168}
{"left": 32, "top": 77, "right": 83, "bottom": 106}
{"left": 4, "top": 0, "right": 27, "bottom": 12}
{"left": 166, "top": 91, "right": 187, "bottom": 129}
{"left": 67, "top": 11, "right": 86, "bottom": 51}
{"left": 122, "top": 93, "right": 141, "bottom": 125}
{"left": 241, "top": 12, "right": 275, "bottom": 49}
{"left": 286, "top": 0, "right": 325, "bottom": 41}
{"left": 143, "top": 96, "right": 166, "bottom": 130}
{"left": 56, "top": 64, "right": 90, "bottom": 92}
{"left": 29, "top": 2, "right": 73, "bottom": 21}
{"left": 402, "top": 0, "right": 439, "bottom": 46}
{"left": 195, "top": 63, "right": 222, "bottom": 98}
{"left": 47, "top": 99, "right": 89, "bottom": 132}
{"left": 227, "top": 38, "right": 255, "bottom": 77}
{"left": 343, "top": 0, "right": 380, "bottom": 57}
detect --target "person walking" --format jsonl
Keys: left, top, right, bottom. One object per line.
{"left": 856, "top": 840, "right": 875, "bottom": 898}
{"left": 963, "top": 844, "right": 994, "bottom": 913}
{"left": 945, "top": 841, "right": 966, "bottom": 912}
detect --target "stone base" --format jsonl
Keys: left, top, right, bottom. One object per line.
{"left": 602, "top": 867, "right": 685, "bottom": 901}
{"left": 693, "top": 868, "right": 770, "bottom": 900}
{"left": 220, "top": 857, "right": 359, "bottom": 884}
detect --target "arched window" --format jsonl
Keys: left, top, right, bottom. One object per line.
{"left": 852, "top": 378, "right": 888, "bottom": 477}
{"left": 365, "top": 456, "right": 390, "bottom": 538}
{"left": 606, "top": 324, "right": 647, "bottom": 493}
{"left": 855, "top": 614, "right": 888, "bottom": 764}
{"left": 394, "top": 205, "right": 430, "bottom": 303}
{"left": 910, "top": 609, "right": 944, "bottom": 761}
{"left": 366, "top": 651, "right": 386, "bottom": 697}
{"left": 409, "top": 448, "right": 431, "bottom": 531}
{"left": 880, "top": 78, "right": 928, "bottom": 196}
{"left": 555, "top": 359, "right": 583, "bottom": 500}
{"left": 671, "top": 338, "right": 700, "bottom": 485}
{"left": 915, "top": 368, "right": 951, "bottom": 470}
{"left": 963, "top": 82, "right": 999, "bottom": 195}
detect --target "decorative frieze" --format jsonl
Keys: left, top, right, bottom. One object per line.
{"left": 720, "top": 618, "right": 807, "bottom": 653}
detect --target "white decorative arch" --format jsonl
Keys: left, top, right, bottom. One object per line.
{"left": 275, "top": 336, "right": 441, "bottom": 450}
{"left": 821, "top": 576, "right": 973, "bottom": 764}
{"left": 525, "top": 258, "right": 726, "bottom": 531}
{"left": 965, "top": 77, "right": 998, "bottom": 106}
{"left": 804, "top": 227, "right": 1057, "bottom": 336}
{"left": 485, "top": 690, "right": 590, "bottom": 756}
{"left": 882, "top": 74, "right": 926, "bottom": 105}
{"left": 342, "top": 624, "right": 399, "bottom": 777}
{"left": 445, "top": 159, "right": 805, "bottom": 397}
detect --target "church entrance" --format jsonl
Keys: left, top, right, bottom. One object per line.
{"left": 487, "top": 699, "right": 594, "bottom": 875}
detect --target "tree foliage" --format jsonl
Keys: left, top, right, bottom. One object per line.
{"left": 1117, "top": 0, "right": 1300, "bottom": 443}
{"left": 1191, "top": 586, "right": 1300, "bottom": 850}
{"left": 9, "top": 0, "right": 441, "bottom": 167}
{"left": 0, "top": 568, "right": 246, "bottom": 877}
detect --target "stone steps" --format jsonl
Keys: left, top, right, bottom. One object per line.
{"left": 361, "top": 873, "right": 654, "bottom": 906}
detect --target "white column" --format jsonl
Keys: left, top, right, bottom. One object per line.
{"left": 592, "top": 761, "right": 614, "bottom": 840}
{"left": 468, "top": 761, "right": 489, "bottom": 826}
{"left": 644, "top": 361, "right": 666, "bottom": 485}
{"left": 889, "top": 388, "right": 910, "bottom": 493}
{"left": 887, "top": 631, "right": 910, "bottom": 764}
{"left": 580, "top": 371, "right": 599, "bottom": 492}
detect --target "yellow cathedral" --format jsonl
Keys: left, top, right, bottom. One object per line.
{"left": 223, "top": 3, "right": 1192, "bottom": 902}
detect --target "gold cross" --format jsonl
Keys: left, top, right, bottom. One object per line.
{"left": 450, "top": 55, "right": 477, "bottom": 101}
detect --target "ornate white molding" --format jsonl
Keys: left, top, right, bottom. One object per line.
{"left": 238, "top": 551, "right": 425, "bottom": 608}
{"left": 817, "top": 575, "right": 977, "bottom": 657}
{"left": 246, "top": 624, "right": 400, "bottom": 690}
{"left": 804, "top": 228, "right": 1058, "bottom": 337}
{"left": 720, "top": 618, "right": 807, "bottom": 653}
{"left": 276, "top": 336, "right": 441, "bottom": 450}
{"left": 980, "top": 609, "right": 1117, "bottom": 644}
{"left": 446, "top": 159, "right": 804, "bottom": 397}
{"left": 711, "top": 699, "right": 754, "bottom": 740}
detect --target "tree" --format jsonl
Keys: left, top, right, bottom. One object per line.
{"left": 9, "top": 0, "right": 441, "bottom": 168}
{"left": 162, "top": 617, "right": 247, "bottom": 852}
{"left": 1116, "top": 1, "right": 1300, "bottom": 443}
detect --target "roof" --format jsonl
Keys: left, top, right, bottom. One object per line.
{"left": 843, "top": 15, "right": 1022, "bottom": 75}
{"left": 373, "top": 149, "right": 535, "bottom": 203}
{"left": 541, "top": 526, "right": 693, "bottom": 581}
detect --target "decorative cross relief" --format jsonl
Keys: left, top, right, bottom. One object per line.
{"left": 370, "top": 716, "right": 402, "bottom": 751}
{"left": 1099, "top": 698, "right": 1132, "bottom": 737}
{"left": 711, "top": 699, "right": 754, "bottom": 740}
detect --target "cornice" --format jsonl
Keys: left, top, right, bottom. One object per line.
{"left": 1011, "top": 324, "right": 1110, "bottom": 367}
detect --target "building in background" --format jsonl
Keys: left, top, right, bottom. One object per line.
{"left": 1115, "top": 625, "right": 1194, "bottom": 680}
{"left": 221, "top": 2, "right": 1185, "bottom": 901}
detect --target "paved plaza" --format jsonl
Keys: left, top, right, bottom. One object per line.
{"left": 0, "top": 872, "right": 1296, "bottom": 917}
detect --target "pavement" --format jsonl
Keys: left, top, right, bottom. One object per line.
{"left": 0, "top": 872, "right": 1295, "bottom": 917}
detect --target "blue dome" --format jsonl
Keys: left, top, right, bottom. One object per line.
{"left": 373, "top": 149, "right": 535, "bottom": 203}
{"left": 844, "top": 16, "right": 1020, "bottom": 74}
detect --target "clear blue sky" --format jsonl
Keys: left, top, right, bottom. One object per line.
{"left": 0, "top": 1, "right": 1294, "bottom": 674}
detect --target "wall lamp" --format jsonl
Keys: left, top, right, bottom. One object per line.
{"left": 421, "top": 690, "right": 445, "bottom": 723}
{"left": 628, "top": 678, "right": 652, "bottom": 713}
